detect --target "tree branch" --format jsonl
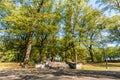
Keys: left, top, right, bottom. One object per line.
{"left": 37, "top": 0, "right": 44, "bottom": 12}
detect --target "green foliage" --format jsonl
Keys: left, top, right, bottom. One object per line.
{"left": 0, "top": 0, "right": 120, "bottom": 64}
{"left": 106, "top": 47, "right": 120, "bottom": 58}
{"left": 77, "top": 48, "right": 88, "bottom": 63}
{"left": 94, "top": 48, "right": 104, "bottom": 62}
{"left": 1, "top": 51, "right": 16, "bottom": 62}
{"left": 30, "top": 47, "right": 40, "bottom": 63}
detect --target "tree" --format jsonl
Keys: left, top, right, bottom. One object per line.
{"left": 3, "top": 0, "right": 44, "bottom": 66}
{"left": 106, "top": 16, "right": 120, "bottom": 46}
{"left": 1, "top": 0, "right": 119, "bottom": 65}
{"left": 61, "top": 0, "right": 89, "bottom": 63}
{"left": 2, "top": 0, "right": 61, "bottom": 66}
{"left": 96, "top": 0, "right": 120, "bottom": 46}
{"left": 78, "top": 6, "right": 105, "bottom": 62}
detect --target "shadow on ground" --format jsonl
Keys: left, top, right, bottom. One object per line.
{"left": 0, "top": 69, "right": 120, "bottom": 80}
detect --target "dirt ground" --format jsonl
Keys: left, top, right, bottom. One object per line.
{"left": 0, "top": 69, "right": 120, "bottom": 80}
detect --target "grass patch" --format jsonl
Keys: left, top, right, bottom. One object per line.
{"left": 81, "top": 62, "right": 120, "bottom": 70}
{"left": 0, "top": 62, "right": 21, "bottom": 69}
{"left": 0, "top": 62, "right": 120, "bottom": 71}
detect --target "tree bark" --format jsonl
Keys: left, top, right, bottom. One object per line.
{"left": 89, "top": 33, "right": 94, "bottom": 62}
{"left": 39, "top": 48, "right": 44, "bottom": 62}
{"left": 89, "top": 45, "right": 94, "bottom": 62}
{"left": 38, "top": 33, "right": 47, "bottom": 62}
{"left": 71, "top": 24, "right": 77, "bottom": 65}
{"left": 23, "top": 32, "right": 33, "bottom": 67}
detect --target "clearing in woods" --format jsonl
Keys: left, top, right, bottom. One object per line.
{"left": 0, "top": 62, "right": 120, "bottom": 80}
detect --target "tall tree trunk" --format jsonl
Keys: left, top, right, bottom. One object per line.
{"left": 39, "top": 48, "right": 43, "bottom": 62}
{"left": 64, "top": 40, "right": 68, "bottom": 61}
{"left": 89, "top": 33, "right": 94, "bottom": 62}
{"left": 23, "top": 32, "right": 33, "bottom": 67}
{"left": 72, "top": 25, "right": 77, "bottom": 65}
{"left": 89, "top": 45, "right": 94, "bottom": 62}
{"left": 51, "top": 53, "right": 54, "bottom": 61}
{"left": 1, "top": 29, "right": 6, "bottom": 60}
{"left": 63, "top": 46, "right": 66, "bottom": 61}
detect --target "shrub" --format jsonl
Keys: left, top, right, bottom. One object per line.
{"left": 1, "top": 52, "right": 16, "bottom": 62}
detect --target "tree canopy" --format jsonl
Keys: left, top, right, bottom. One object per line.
{"left": 0, "top": 0, "right": 120, "bottom": 66}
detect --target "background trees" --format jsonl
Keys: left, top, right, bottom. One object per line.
{"left": 0, "top": 0, "right": 119, "bottom": 65}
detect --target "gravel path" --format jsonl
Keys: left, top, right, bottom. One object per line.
{"left": 0, "top": 69, "right": 120, "bottom": 80}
